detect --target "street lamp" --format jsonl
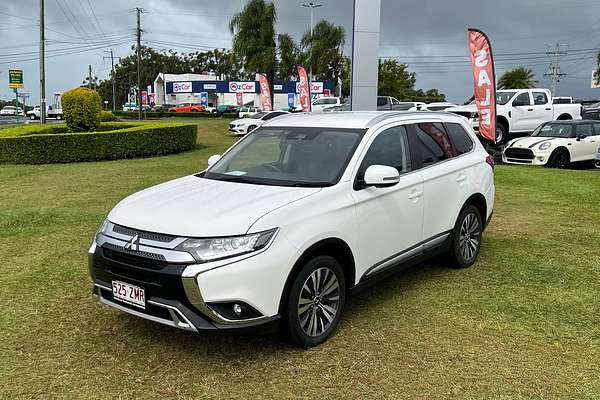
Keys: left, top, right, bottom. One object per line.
{"left": 302, "top": 2, "right": 322, "bottom": 80}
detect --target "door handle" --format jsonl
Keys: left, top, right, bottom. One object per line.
{"left": 527, "top": 108, "right": 534, "bottom": 112}
{"left": 456, "top": 174, "right": 467, "bottom": 183}
{"left": 545, "top": 108, "right": 551, "bottom": 111}
{"left": 408, "top": 191, "right": 423, "bottom": 200}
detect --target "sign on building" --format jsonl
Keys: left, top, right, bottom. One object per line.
{"left": 173, "top": 81, "right": 192, "bottom": 93}
{"left": 296, "top": 81, "right": 324, "bottom": 94}
{"left": 200, "top": 92, "right": 208, "bottom": 106}
{"left": 229, "top": 81, "right": 256, "bottom": 93}
{"left": 288, "top": 93, "right": 295, "bottom": 109}
{"left": 9, "top": 69, "right": 23, "bottom": 89}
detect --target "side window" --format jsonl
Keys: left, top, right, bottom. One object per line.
{"left": 576, "top": 124, "right": 592, "bottom": 136}
{"left": 377, "top": 97, "right": 387, "bottom": 107}
{"left": 391, "top": 98, "right": 400, "bottom": 105}
{"left": 513, "top": 92, "right": 531, "bottom": 107}
{"left": 414, "top": 122, "right": 455, "bottom": 167}
{"left": 533, "top": 92, "right": 549, "bottom": 105}
{"left": 445, "top": 123, "right": 474, "bottom": 155}
{"left": 593, "top": 123, "right": 600, "bottom": 136}
{"left": 360, "top": 125, "right": 411, "bottom": 176}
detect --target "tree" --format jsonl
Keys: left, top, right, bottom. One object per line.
{"left": 300, "top": 20, "right": 345, "bottom": 82}
{"left": 229, "top": 0, "right": 277, "bottom": 90}
{"left": 277, "top": 33, "right": 299, "bottom": 80}
{"left": 378, "top": 59, "right": 416, "bottom": 100}
{"left": 498, "top": 67, "right": 538, "bottom": 89}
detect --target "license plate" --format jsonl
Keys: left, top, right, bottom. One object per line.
{"left": 112, "top": 280, "right": 145, "bottom": 309}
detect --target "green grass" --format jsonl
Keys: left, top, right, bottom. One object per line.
{"left": 1, "top": 118, "right": 599, "bottom": 399}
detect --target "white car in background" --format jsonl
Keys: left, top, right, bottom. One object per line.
{"left": 503, "top": 120, "right": 600, "bottom": 168}
{"left": 421, "top": 102, "right": 457, "bottom": 111}
{"left": 1, "top": 105, "right": 24, "bottom": 116}
{"left": 237, "top": 107, "right": 261, "bottom": 118}
{"left": 312, "top": 97, "right": 341, "bottom": 112}
{"left": 228, "top": 110, "right": 290, "bottom": 135}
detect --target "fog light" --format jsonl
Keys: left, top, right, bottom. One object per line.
{"left": 233, "top": 304, "right": 242, "bottom": 316}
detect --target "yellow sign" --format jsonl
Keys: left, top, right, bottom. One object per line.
{"left": 9, "top": 69, "right": 23, "bottom": 89}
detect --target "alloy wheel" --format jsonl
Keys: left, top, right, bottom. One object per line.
{"left": 297, "top": 267, "right": 340, "bottom": 337}
{"left": 459, "top": 213, "right": 480, "bottom": 261}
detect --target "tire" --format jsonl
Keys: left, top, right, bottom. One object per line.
{"left": 191, "top": 109, "right": 198, "bottom": 112}
{"left": 55, "top": 114, "right": 62, "bottom": 120}
{"left": 29, "top": 114, "right": 36, "bottom": 120}
{"left": 495, "top": 123, "right": 508, "bottom": 145}
{"left": 284, "top": 255, "right": 346, "bottom": 348}
{"left": 448, "top": 205, "right": 483, "bottom": 269}
{"left": 547, "top": 149, "right": 570, "bottom": 169}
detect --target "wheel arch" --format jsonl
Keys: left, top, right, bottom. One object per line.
{"left": 548, "top": 145, "right": 571, "bottom": 160}
{"left": 460, "top": 193, "right": 488, "bottom": 226}
{"left": 497, "top": 115, "right": 509, "bottom": 132}
{"left": 278, "top": 237, "right": 356, "bottom": 314}
{"left": 556, "top": 113, "right": 572, "bottom": 120}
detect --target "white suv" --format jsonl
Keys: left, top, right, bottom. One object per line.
{"left": 89, "top": 112, "right": 495, "bottom": 347}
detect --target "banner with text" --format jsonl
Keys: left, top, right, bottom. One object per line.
{"left": 297, "top": 66, "right": 311, "bottom": 112}
{"left": 258, "top": 74, "right": 273, "bottom": 111}
{"left": 468, "top": 28, "right": 496, "bottom": 143}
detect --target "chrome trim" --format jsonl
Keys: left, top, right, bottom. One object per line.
{"left": 103, "top": 221, "right": 187, "bottom": 249}
{"left": 93, "top": 283, "right": 198, "bottom": 333}
{"left": 96, "top": 233, "right": 196, "bottom": 263}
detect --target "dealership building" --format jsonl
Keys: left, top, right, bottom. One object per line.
{"left": 153, "top": 73, "right": 336, "bottom": 110}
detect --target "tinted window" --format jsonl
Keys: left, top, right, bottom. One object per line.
{"left": 513, "top": 93, "right": 531, "bottom": 106}
{"left": 445, "top": 123, "right": 474, "bottom": 154}
{"left": 532, "top": 123, "right": 574, "bottom": 138}
{"left": 377, "top": 97, "right": 387, "bottom": 107}
{"left": 360, "top": 126, "right": 411, "bottom": 175}
{"left": 576, "top": 124, "right": 592, "bottom": 136}
{"left": 533, "top": 92, "right": 549, "bottom": 105}
{"left": 414, "top": 122, "right": 455, "bottom": 167}
{"left": 593, "top": 124, "right": 600, "bottom": 135}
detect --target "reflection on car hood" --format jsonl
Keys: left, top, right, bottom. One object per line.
{"left": 108, "top": 175, "right": 321, "bottom": 237}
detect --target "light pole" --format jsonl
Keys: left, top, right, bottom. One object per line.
{"left": 302, "top": 2, "right": 322, "bottom": 80}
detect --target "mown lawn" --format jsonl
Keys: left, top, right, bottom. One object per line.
{"left": 1, "top": 118, "right": 599, "bottom": 399}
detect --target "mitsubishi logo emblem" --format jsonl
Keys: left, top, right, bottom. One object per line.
{"left": 124, "top": 234, "right": 140, "bottom": 251}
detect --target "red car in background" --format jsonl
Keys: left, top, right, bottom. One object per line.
{"left": 168, "top": 103, "right": 205, "bottom": 113}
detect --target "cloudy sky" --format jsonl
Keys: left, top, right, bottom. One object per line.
{"left": 1, "top": 0, "right": 600, "bottom": 105}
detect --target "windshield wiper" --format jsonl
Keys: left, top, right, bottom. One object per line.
{"left": 286, "top": 182, "right": 333, "bottom": 187}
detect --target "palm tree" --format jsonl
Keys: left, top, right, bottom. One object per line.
{"left": 497, "top": 67, "right": 538, "bottom": 89}
{"left": 300, "top": 20, "right": 345, "bottom": 82}
{"left": 229, "top": 0, "right": 277, "bottom": 90}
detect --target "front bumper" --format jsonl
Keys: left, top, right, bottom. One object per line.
{"left": 88, "top": 224, "right": 292, "bottom": 333}
{"left": 502, "top": 147, "right": 550, "bottom": 165}
{"left": 228, "top": 124, "right": 246, "bottom": 135}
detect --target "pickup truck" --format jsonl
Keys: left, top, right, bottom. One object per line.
{"left": 446, "top": 88, "right": 581, "bottom": 144}
{"left": 27, "top": 105, "right": 63, "bottom": 120}
{"left": 377, "top": 96, "right": 425, "bottom": 111}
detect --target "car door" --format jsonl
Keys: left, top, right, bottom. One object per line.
{"left": 352, "top": 124, "right": 424, "bottom": 278}
{"left": 530, "top": 91, "right": 553, "bottom": 129}
{"left": 511, "top": 92, "right": 534, "bottom": 132}
{"left": 410, "top": 121, "right": 470, "bottom": 241}
{"left": 571, "top": 123, "right": 598, "bottom": 161}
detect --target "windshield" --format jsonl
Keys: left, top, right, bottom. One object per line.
{"left": 532, "top": 123, "right": 574, "bottom": 138}
{"left": 497, "top": 91, "right": 517, "bottom": 105}
{"left": 252, "top": 112, "right": 268, "bottom": 119}
{"left": 204, "top": 127, "right": 366, "bottom": 187}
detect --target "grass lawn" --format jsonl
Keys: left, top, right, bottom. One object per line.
{"left": 1, "top": 118, "right": 599, "bottom": 399}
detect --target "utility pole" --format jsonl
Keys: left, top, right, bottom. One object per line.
{"left": 136, "top": 7, "right": 143, "bottom": 121}
{"left": 302, "top": 2, "right": 322, "bottom": 81}
{"left": 88, "top": 65, "right": 93, "bottom": 89}
{"left": 39, "top": 0, "right": 46, "bottom": 124}
{"left": 103, "top": 49, "right": 120, "bottom": 111}
{"left": 545, "top": 44, "right": 568, "bottom": 97}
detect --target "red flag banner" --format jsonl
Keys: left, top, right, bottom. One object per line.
{"left": 297, "top": 66, "right": 311, "bottom": 112}
{"left": 468, "top": 28, "right": 496, "bottom": 143}
{"left": 258, "top": 74, "right": 272, "bottom": 111}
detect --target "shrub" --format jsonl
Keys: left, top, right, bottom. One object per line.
{"left": 61, "top": 87, "right": 102, "bottom": 131}
{"left": 99, "top": 111, "right": 117, "bottom": 122}
{"left": 0, "top": 122, "right": 197, "bottom": 164}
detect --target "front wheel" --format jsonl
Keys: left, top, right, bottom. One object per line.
{"left": 29, "top": 114, "right": 36, "bottom": 120}
{"left": 284, "top": 256, "right": 346, "bottom": 347}
{"left": 547, "top": 149, "right": 570, "bottom": 169}
{"left": 495, "top": 124, "right": 507, "bottom": 145}
{"left": 448, "top": 205, "right": 483, "bottom": 269}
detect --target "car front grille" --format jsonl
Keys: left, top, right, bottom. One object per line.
{"left": 504, "top": 147, "right": 535, "bottom": 161}
{"left": 112, "top": 224, "right": 176, "bottom": 243}
{"left": 102, "top": 245, "right": 168, "bottom": 270}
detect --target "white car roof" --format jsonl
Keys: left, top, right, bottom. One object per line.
{"left": 265, "top": 111, "right": 466, "bottom": 129}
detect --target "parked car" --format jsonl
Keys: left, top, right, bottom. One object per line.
{"left": 421, "top": 102, "right": 457, "bottom": 111}
{"left": 26, "top": 105, "right": 63, "bottom": 120}
{"left": 151, "top": 104, "right": 168, "bottom": 112}
{"left": 89, "top": 111, "right": 495, "bottom": 347}
{"left": 217, "top": 104, "right": 240, "bottom": 114}
{"left": 237, "top": 106, "right": 261, "bottom": 118}
{"left": 312, "top": 97, "right": 341, "bottom": 112}
{"left": 204, "top": 103, "right": 217, "bottom": 114}
{"left": 446, "top": 89, "right": 582, "bottom": 144}
{"left": 122, "top": 103, "right": 137, "bottom": 112}
{"left": 0, "top": 105, "right": 23, "bottom": 116}
{"left": 581, "top": 102, "right": 600, "bottom": 120}
{"left": 228, "top": 110, "right": 290, "bottom": 135}
{"left": 323, "top": 103, "right": 350, "bottom": 112}
{"left": 168, "top": 103, "right": 205, "bottom": 113}
{"left": 502, "top": 120, "right": 600, "bottom": 168}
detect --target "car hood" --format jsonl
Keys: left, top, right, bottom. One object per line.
{"left": 231, "top": 118, "right": 260, "bottom": 125}
{"left": 507, "top": 136, "right": 564, "bottom": 149}
{"left": 107, "top": 175, "right": 321, "bottom": 237}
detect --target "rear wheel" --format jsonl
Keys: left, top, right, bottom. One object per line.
{"left": 284, "top": 255, "right": 346, "bottom": 348}
{"left": 547, "top": 149, "right": 570, "bottom": 168}
{"left": 448, "top": 205, "right": 483, "bottom": 269}
{"left": 29, "top": 114, "right": 36, "bottom": 120}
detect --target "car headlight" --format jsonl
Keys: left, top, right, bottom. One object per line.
{"left": 176, "top": 229, "right": 277, "bottom": 263}
{"left": 96, "top": 218, "right": 109, "bottom": 236}
{"left": 538, "top": 142, "right": 552, "bottom": 151}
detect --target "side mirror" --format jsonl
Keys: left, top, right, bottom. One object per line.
{"left": 207, "top": 154, "right": 221, "bottom": 167}
{"left": 363, "top": 165, "right": 400, "bottom": 187}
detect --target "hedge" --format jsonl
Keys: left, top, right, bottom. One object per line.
{"left": 62, "top": 87, "right": 102, "bottom": 131}
{"left": 113, "top": 111, "right": 237, "bottom": 119}
{"left": 0, "top": 122, "right": 197, "bottom": 164}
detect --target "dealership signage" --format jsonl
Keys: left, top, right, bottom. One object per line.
{"left": 200, "top": 92, "right": 208, "bottom": 106}
{"left": 9, "top": 69, "right": 23, "bottom": 89}
{"left": 229, "top": 81, "right": 256, "bottom": 93}
{"left": 173, "top": 81, "right": 192, "bottom": 93}
{"left": 296, "top": 81, "right": 323, "bottom": 94}
{"left": 203, "top": 83, "right": 217, "bottom": 90}
{"left": 288, "top": 93, "right": 295, "bottom": 109}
